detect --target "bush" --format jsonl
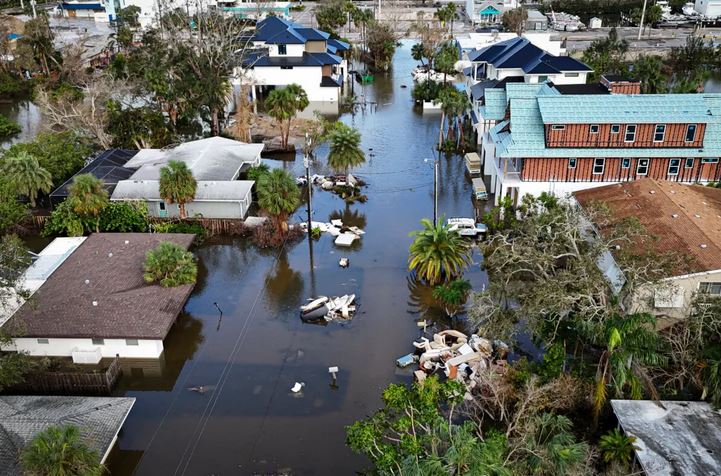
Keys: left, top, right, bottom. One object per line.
{"left": 0, "top": 72, "right": 33, "bottom": 99}
{"left": 151, "top": 221, "right": 207, "bottom": 243}
{"left": 0, "top": 179, "right": 29, "bottom": 234}
{"left": 143, "top": 241, "right": 197, "bottom": 287}
{"left": 0, "top": 115, "right": 21, "bottom": 139}
{"left": 98, "top": 201, "right": 149, "bottom": 232}
{"left": 251, "top": 220, "right": 303, "bottom": 248}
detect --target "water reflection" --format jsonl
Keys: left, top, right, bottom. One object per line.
{"left": 264, "top": 250, "right": 304, "bottom": 313}
{"left": 0, "top": 100, "right": 42, "bottom": 148}
{"left": 329, "top": 204, "right": 367, "bottom": 229}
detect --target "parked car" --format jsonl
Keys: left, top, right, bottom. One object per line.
{"left": 447, "top": 218, "right": 487, "bottom": 238}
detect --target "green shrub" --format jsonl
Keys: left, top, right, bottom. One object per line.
{"left": 151, "top": 221, "right": 206, "bottom": 242}
{"left": 98, "top": 201, "right": 149, "bottom": 232}
{"left": 0, "top": 179, "right": 29, "bottom": 234}
{"left": 143, "top": 241, "right": 197, "bottom": 287}
{"left": 0, "top": 115, "right": 21, "bottom": 139}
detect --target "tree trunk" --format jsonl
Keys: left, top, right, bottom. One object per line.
{"left": 211, "top": 108, "right": 220, "bottom": 136}
{"left": 438, "top": 110, "right": 445, "bottom": 148}
{"left": 179, "top": 203, "right": 187, "bottom": 219}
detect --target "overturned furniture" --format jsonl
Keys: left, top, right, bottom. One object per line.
{"left": 300, "top": 294, "right": 357, "bottom": 323}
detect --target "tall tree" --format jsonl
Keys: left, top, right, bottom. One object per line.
{"left": 315, "top": 0, "right": 347, "bottom": 35}
{"left": 436, "top": 86, "right": 468, "bottom": 148}
{"left": 582, "top": 27, "right": 629, "bottom": 82}
{"left": 408, "top": 218, "right": 472, "bottom": 285}
{"left": 264, "top": 84, "right": 309, "bottom": 150}
{"left": 366, "top": 21, "right": 397, "bottom": 71}
{"left": 434, "top": 42, "right": 458, "bottom": 84}
{"left": 1, "top": 150, "right": 53, "bottom": 207}
{"left": 631, "top": 54, "right": 668, "bottom": 93}
{"left": 327, "top": 122, "right": 365, "bottom": 179}
{"left": 256, "top": 168, "right": 300, "bottom": 236}
{"left": 502, "top": 7, "right": 528, "bottom": 36}
{"left": 68, "top": 174, "right": 109, "bottom": 233}
{"left": 21, "top": 425, "right": 102, "bottom": 476}
{"left": 159, "top": 160, "right": 197, "bottom": 220}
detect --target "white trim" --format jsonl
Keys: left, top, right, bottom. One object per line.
{"left": 654, "top": 124, "right": 666, "bottom": 143}
{"left": 660, "top": 268, "right": 721, "bottom": 282}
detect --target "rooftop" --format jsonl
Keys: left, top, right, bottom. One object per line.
{"left": 49, "top": 149, "right": 138, "bottom": 200}
{"left": 0, "top": 395, "right": 135, "bottom": 474}
{"left": 468, "top": 37, "right": 590, "bottom": 74}
{"left": 611, "top": 400, "right": 721, "bottom": 476}
{"left": 574, "top": 179, "right": 721, "bottom": 276}
{"left": 124, "top": 137, "right": 263, "bottom": 181}
{"left": 252, "top": 16, "right": 348, "bottom": 51}
{"left": 3, "top": 233, "right": 196, "bottom": 340}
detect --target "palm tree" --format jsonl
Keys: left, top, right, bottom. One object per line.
{"left": 144, "top": 241, "right": 197, "bottom": 287}
{"left": 1, "top": 150, "right": 53, "bottom": 207}
{"left": 265, "top": 84, "right": 309, "bottom": 150}
{"left": 352, "top": 8, "right": 373, "bottom": 53}
{"left": 328, "top": 122, "right": 365, "bottom": 179}
{"left": 432, "top": 278, "right": 471, "bottom": 318}
{"left": 592, "top": 313, "right": 665, "bottom": 424}
{"left": 436, "top": 87, "right": 468, "bottom": 148}
{"left": 68, "top": 173, "right": 109, "bottom": 233}
{"left": 21, "top": 425, "right": 102, "bottom": 476}
{"left": 446, "top": 3, "right": 457, "bottom": 34}
{"left": 411, "top": 42, "right": 427, "bottom": 66}
{"left": 632, "top": 55, "right": 668, "bottom": 93}
{"left": 256, "top": 168, "right": 300, "bottom": 236}
{"left": 408, "top": 218, "right": 472, "bottom": 285}
{"left": 599, "top": 428, "right": 639, "bottom": 466}
{"left": 159, "top": 160, "right": 197, "bottom": 219}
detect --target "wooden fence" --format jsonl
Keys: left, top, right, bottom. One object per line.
{"left": 6, "top": 356, "right": 122, "bottom": 396}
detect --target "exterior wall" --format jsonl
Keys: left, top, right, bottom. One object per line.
{"left": 545, "top": 123, "right": 706, "bottom": 148}
{"left": 4, "top": 337, "right": 164, "bottom": 359}
{"left": 305, "top": 40, "right": 327, "bottom": 53}
{"left": 520, "top": 157, "right": 721, "bottom": 183}
{"left": 146, "top": 199, "right": 249, "bottom": 219}
{"left": 268, "top": 43, "right": 305, "bottom": 57}
{"left": 243, "top": 65, "right": 340, "bottom": 102}
{"left": 527, "top": 72, "right": 589, "bottom": 85}
{"left": 629, "top": 269, "right": 721, "bottom": 325}
{"left": 695, "top": 0, "right": 721, "bottom": 16}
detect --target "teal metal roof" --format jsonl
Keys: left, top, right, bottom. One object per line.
{"left": 492, "top": 91, "right": 721, "bottom": 158}
{"left": 483, "top": 88, "right": 507, "bottom": 121}
{"left": 537, "top": 94, "right": 718, "bottom": 124}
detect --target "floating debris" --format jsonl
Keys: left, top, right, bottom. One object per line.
{"left": 300, "top": 294, "right": 357, "bottom": 322}
{"left": 299, "top": 219, "right": 365, "bottom": 247}
{"left": 291, "top": 382, "right": 305, "bottom": 393}
{"left": 339, "top": 257, "right": 349, "bottom": 268}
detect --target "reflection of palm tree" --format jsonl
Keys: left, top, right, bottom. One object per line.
{"left": 264, "top": 251, "right": 304, "bottom": 312}
{"left": 329, "top": 204, "right": 367, "bottom": 229}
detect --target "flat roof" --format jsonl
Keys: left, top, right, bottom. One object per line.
{"left": 574, "top": 179, "right": 721, "bottom": 276}
{"left": 0, "top": 395, "right": 135, "bottom": 474}
{"left": 611, "top": 400, "right": 721, "bottom": 476}
{"left": 3, "top": 233, "right": 196, "bottom": 340}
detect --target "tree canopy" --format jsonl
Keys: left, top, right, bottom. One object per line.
{"left": 22, "top": 425, "right": 102, "bottom": 476}
{"left": 144, "top": 241, "right": 197, "bottom": 287}
{"left": 159, "top": 160, "right": 197, "bottom": 219}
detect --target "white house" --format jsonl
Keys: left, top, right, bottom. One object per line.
{"left": 235, "top": 16, "right": 349, "bottom": 103}
{"left": 695, "top": 0, "right": 721, "bottom": 17}
{"left": 465, "top": 0, "right": 518, "bottom": 25}
{"left": 0, "top": 233, "right": 197, "bottom": 362}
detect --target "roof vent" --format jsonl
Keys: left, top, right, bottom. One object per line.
{"left": 124, "top": 240, "right": 129, "bottom": 244}
{"left": 108, "top": 252, "right": 113, "bottom": 258}
{"left": 701, "top": 244, "right": 708, "bottom": 249}
{"left": 671, "top": 214, "right": 679, "bottom": 218}
{"left": 85, "top": 279, "right": 90, "bottom": 284}
{"left": 649, "top": 190, "right": 655, "bottom": 194}
{"left": 92, "top": 300, "right": 98, "bottom": 306}
{"left": 695, "top": 214, "right": 701, "bottom": 218}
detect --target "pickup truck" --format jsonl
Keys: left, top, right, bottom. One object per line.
{"left": 447, "top": 218, "right": 488, "bottom": 238}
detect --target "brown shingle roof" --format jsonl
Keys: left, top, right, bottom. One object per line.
{"left": 6, "top": 233, "right": 196, "bottom": 340}
{"left": 573, "top": 179, "right": 721, "bottom": 276}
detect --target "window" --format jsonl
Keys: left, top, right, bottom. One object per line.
{"left": 621, "top": 158, "right": 631, "bottom": 169}
{"left": 565, "top": 72, "right": 580, "bottom": 78}
{"left": 701, "top": 158, "right": 719, "bottom": 164}
{"left": 92, "top": 338, "right": 104, "bottom": 345}
{"left": 699, "top": 282, "right": 721, "bottom": 295}
{"left": 611, "top": 124, "right": 620, "bottom": 134}
{"left": 551, "top": 125, "right": 565, "bottom": 131}
{"left": 159, "top": 202, "right": 166, "bottom": 211}
{"left": 685, "top": 158, "right": 695, "bottom": 169}
{"left": 280, "top": 66, "right": 294, "bottom": 70}
{"left": 589, "top": 124, "right": 599, "bottom": 134}
{"left": 685, "top": 124, "right": 697, "bottom": 142}
{"left": 37, "top": 338, "right": 49, "bottom": 344}
{"left": 568, "top": 158, "right": 577, "bottom": 169}
{"left": 654, "top": 124, "right": 666, "bottom": 142}
{"left": 637, "top": 158, "right": 649, "bottom": 175}
{"left": 625, "top": 125, "right": 637, "bottom": 142}
{"left": 538, "top": 75, "right": 548, "bottom": 82}
{"left": 278, "top": 44, "right": 287, "bottom": 55}
{"left": 593, "top": 158, "right": 605, "bottom": 175}
{"left": 668, "top": 159, "right": 681, "bottom": 175}
{"left": 126, "top": 339, "right": 139, "bottom": 346}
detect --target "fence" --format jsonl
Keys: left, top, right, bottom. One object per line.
{"left": 6, "top": 355, "right": 122, "bottom": 396}
{"left": 150, "top": 217, "right": 250, "bottom": 236}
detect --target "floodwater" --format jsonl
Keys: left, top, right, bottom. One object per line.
{"left": 0, "top": 100, "right": 42, "bottom": 149}
{"left": 98, "top": 40, "right": 486, "bottom": 475}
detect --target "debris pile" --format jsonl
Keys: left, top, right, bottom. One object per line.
{"left": 396, "top": 330, "right": 510, "bottom": 396}
{"left": 296, "top": 173, "right": 361, "bottom": 189}
{"left": 300, "top": 294, "right": 357, "bottom": 323}
{"left": 299, "top": 219, "right": 365, "bottom": 247}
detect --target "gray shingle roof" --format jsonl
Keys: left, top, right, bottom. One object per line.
{"left": 4, "top": 233, "right": 196, "bottom": 340}
{"left": 0, "top": 396, "right": 135, "bottom": 474}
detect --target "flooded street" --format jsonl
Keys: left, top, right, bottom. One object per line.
{"left": 97, "top": 40, "right": 487, "bottom": 475}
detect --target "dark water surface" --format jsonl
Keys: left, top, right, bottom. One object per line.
{"left": 105, "top": 41, "right": 488, "bottom": 475}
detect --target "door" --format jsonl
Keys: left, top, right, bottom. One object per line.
{"left": 158, "top": 201, "right": 168, "bottom": 218}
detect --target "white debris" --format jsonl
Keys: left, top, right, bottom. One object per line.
{"left": 339, "top": 258, "right": 349, "bottom": 268}
{"left": 300, "top": 294, "right": 357, "bottom": 322}
{"left": 291, "top": 382, "right": 305, "bottom": 393}
{"left": 335, "top": 233, "right": 357, "bottom": 247}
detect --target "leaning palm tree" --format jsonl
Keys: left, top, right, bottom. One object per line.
{"left": 68, "top": 173, "right": 109, "bottom": 233}
{"left": 327, "top": 122, "right": 365, "bottom": 180}
{"left": 159, "top": 160, "right": 197, "bottom": 219}
{"left": 22, "top": 425, "right": 103, "bottom": 476}
{"left": 265, "top": 84, "right": 309, "bottom": 150}
{"left": 256, "top": 168, "right": 300, "bottom": 236}
{"left": 408, "top": 218, "right": 472, "bottom": 285}
{"left": 1, "top": 150, "right": 53, "bottom": 207}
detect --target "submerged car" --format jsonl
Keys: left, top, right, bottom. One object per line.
{"left": 447, "top": 218, "right": 487, "bottom": 238}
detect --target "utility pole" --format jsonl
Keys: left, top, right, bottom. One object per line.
{"left": 637, "top": 0, "right": 648, "bottom": 40}
{"left": 304, "top": 133, "right": 313, "bottom": 239}
{"left": 433, "top": 156, "right": 438, "bottom": 226}
{"left": 30, "top": 0, "right": 36, "bottom": 18}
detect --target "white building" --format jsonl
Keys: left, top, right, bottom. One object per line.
{"left": 108, "top": 137, "right": 262, "bottom": 219}
{"left": 0, "top": 233, "right": 197, "bottom": 362}
{"left": 695, "top": 0, "right": 721, "bottom": 17}
{"left": 235, "top": 16, "right": 349, "bottom": 103}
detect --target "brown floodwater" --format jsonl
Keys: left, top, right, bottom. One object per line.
{"left": 104, "top": 41, "right": 490, "bottom": 475}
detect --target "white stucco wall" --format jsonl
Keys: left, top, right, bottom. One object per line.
{"left": 695, "top": 0, "right": 721, "bottom": 17}
{"left": 268, "top": 44, "right": 306, "bottom": 57}
{"left": 3, "top": 337, "right": 164, "bottom": 359}
{"left": 146, "top": 198, "right": 249, "bottom": 219}
{"left": 240, "top": 65, "right": 342, "bottom": 102}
